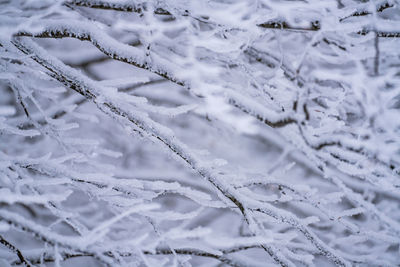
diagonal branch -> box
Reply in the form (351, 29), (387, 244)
(0, 234), (31, 267)
(11, 36), (351, 267)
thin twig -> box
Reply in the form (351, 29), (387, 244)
(0, 234), (31, 267)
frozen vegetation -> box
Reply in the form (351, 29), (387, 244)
(0, 0), (399, 266)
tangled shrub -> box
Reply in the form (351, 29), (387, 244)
(0, 0), (399, 266)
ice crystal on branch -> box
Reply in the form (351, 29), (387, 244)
(0, 0), (399, 266)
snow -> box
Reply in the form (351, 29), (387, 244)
(0, 0), (399, 266)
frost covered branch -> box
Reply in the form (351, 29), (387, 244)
(1, 0), (399, 266)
